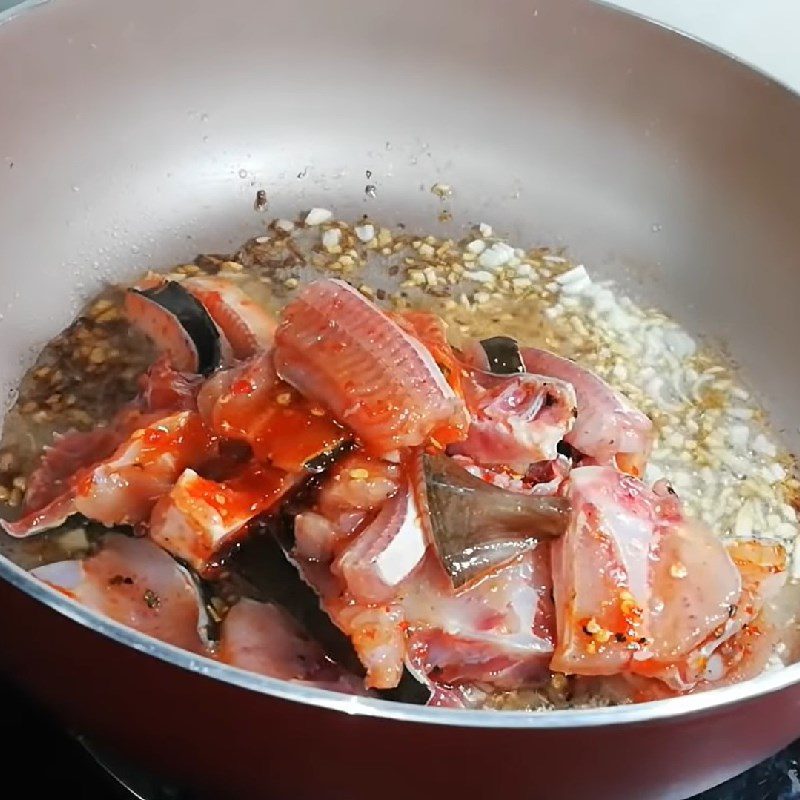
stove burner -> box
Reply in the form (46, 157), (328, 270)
(73, 731), (800, 800)
(77, 735), (190, 800)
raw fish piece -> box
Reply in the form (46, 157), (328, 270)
(218, 598), (368, 694)
(198, 352), (349, 473)
(149, 462), (299, 574)
(285, 452), (557, 693)
(521, 347), (653, 476)
(124, 281), (227, 374)
(334, 479), (426, 604)
(183, 275), (276, 359)
(453, 370), (577, 471)
(274, 279), (467, 453)
(4, 411), (216, 536)
(401, 547), (556, 690)
(550, 465), (763, 692)
(32, 534), (206, 652)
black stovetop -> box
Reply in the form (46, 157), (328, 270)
(6, 675), (800, 800)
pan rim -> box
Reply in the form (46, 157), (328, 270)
(2, 547), (800, 728)
(3, 0), (800, 729)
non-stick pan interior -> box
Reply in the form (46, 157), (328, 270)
(1, 0), (800, 432)
(1, 0), (800, 722)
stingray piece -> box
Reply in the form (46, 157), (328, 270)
(125, 281), (224, 375)
(419, 453), (569, 588)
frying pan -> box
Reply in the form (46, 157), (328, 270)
(1, 0), (800, 798)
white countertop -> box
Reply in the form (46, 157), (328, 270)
(607, 0), (800, 92)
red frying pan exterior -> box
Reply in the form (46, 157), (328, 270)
(1, 576), (798, 800)
(3, 0), (800, 797)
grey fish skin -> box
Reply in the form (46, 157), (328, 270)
(478, 335), (525, 375)
(421, 453), (569, 589)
